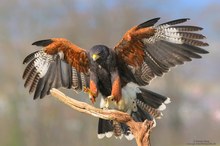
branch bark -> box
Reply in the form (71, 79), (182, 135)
(50, 88), (154, 146)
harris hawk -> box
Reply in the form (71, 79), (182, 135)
(22, 18), (208, 140)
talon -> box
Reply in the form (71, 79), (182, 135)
(90, 96), (96, 104)
(117, 99), (125, 111)
(103, 95), (115, 108)
(83, 86), (90, 93)
(104, 99), (109, 109)
(83, 86), (96, 104)
(107, 95), (114, 101)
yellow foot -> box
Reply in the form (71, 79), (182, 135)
(107, 95), (114, 101)
(104, 95), (115, 108)
(103, 95), (125, 111)
(117, 99), (125, 111)
(83, 86), (91, 94)
(83, 86), (96, 104)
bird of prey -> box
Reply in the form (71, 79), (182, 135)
(22, 18), (208, 140)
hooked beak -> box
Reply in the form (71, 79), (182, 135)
(92, 54), (100, 61)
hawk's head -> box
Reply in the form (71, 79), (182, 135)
(89, 45), (110, 63)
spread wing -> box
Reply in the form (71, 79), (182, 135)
(114, 18), (209, 86)
(22, 38), (90, 99)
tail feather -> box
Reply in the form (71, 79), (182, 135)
(97, 119), (114, 139)
(137, 88), (170, 110)
(113, 121), (123, 138)
(98, 118), (133, 140)
(132, 106), (153, 121)
(97, 86), (170, 140)
(135, 100), (162, 119)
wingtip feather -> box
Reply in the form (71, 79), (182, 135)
(137, 17), (161, 29)
(32, 39), (53, 47)
(23, 51), (39, 64)
(159, 18), (190, 26)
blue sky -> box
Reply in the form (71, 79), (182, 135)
(74, 0), (220, 12)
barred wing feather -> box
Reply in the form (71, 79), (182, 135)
(114, 18), (209, 86)
(22, 50), (89, 99)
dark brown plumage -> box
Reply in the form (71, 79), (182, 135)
(22, 18), (208, 139)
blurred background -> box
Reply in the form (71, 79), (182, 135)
(0, 0), (219, 146)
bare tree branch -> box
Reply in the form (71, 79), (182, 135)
(50, 88), (154, 146)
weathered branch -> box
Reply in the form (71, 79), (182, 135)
(50, 88), (154, 146)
